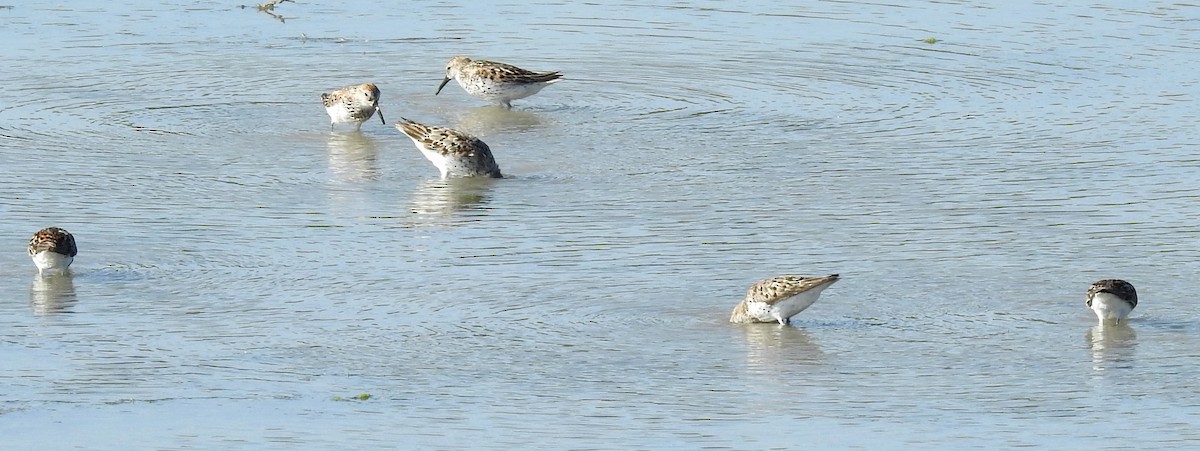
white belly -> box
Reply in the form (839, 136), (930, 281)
(32, 251), (73, 274)
(464, 79), (555, 103)
(1090, 292), (1134, 322)
(747, 287), (829, 324)
(410, 141), (451, 177)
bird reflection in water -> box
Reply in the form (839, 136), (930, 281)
(30, 273), (77, 315)
(453, 105), (545, 136)
(1086, 323), (1137, 372)
(407, 177), (498, 222)
(740, 323), (825, 378)
(326, 131), (380, 182)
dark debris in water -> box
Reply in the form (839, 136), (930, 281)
(129, 124), (194, 136)
(239, 0), (292, 23)
(291, 35), (463, 44)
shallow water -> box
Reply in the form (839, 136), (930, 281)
(2, 0), (1200, 448)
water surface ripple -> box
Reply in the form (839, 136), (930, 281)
(2, 0), (1200, 449)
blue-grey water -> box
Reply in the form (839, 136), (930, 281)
(3, 1), (1200, 448)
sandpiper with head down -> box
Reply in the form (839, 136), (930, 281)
(321, 83), (385, 130)
(435, 56), (563, 108)
(28, 227), (77, 275)
(1086, 279), (1137, 325)
(396, 118), (502, 178)
(730, 274), (840, 325)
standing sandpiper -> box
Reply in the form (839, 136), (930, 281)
(435, 56), (562, 108)
(1086, 279), (1138, 325)
(730, 274), (840, 325)
(28, 227), (77, 275)
(396, 118), (502, 178)
(321, 83), (385, 130)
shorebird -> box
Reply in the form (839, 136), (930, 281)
(730, 274), (840, 325)
(321, 83), (385, 130)
(395, 118), (502, 178)
(435, 56), (562, 108)
(1086, 279), (1138, 325)
(28, 227), (77, 275)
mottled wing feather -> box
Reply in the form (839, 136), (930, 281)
(398, 120), (434, 147)
(398, 120), (482, 158)
(472, 60), (563, 84)
(1087, 279), (1137, 308)
(523, 71), (564, 84)
(28, 227), (77, 257)
(745, 275), (838, 305)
